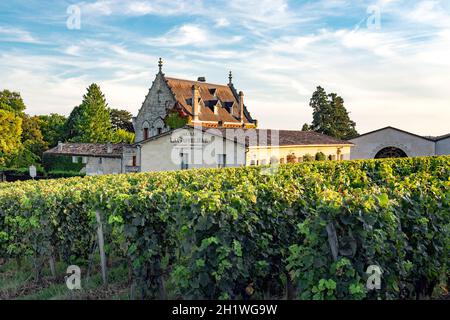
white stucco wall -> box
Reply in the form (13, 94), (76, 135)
(139, 128), (246, 172)
(436, 137), (450, 155)
(350, 128), (436, 159)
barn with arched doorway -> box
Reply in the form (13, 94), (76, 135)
(349, 127), (450, 159)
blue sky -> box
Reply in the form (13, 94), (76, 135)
(0, 0), (449, 135)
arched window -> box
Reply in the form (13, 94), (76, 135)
(375, 147), (407, 159)
(142, 121), (150, 140)
(157, 90), (162, 103)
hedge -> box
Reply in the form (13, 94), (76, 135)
(0, 156), (448, 300)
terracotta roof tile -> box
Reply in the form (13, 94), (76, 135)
(165, 77), (254, 124)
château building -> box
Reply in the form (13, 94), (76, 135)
(133, 58), (257, 143)
(44, 59), (355, 175)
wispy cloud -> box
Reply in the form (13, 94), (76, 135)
(0, 26), (41, 44)
(143, 24), (243, 47)
(0, 0), (449, 135)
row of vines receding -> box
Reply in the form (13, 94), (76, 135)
(0, 156), (449, 299)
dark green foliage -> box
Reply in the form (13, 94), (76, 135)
(307, 86), (358, 140)
(303, 154), (315, 162)
(165, 111), (188, 129)
(65, 84), (113, 143)
(42, 154), (84, 172)
(37, 114), (67, 148)
(0, 90), (26, 114)
(0, 156), (448, 300)
(315, 152), (327, 161)
(109, 108), (134, 133)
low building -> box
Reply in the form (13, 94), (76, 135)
(134, 126), (353, 172)
(44, 142), (138, 176)
(349, 126), (450, 159)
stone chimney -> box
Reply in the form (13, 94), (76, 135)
(238, 91), (245, 122)
(57, 141), (63, 152)
(107, 142), (113, 154)
(192, 84), (201, 122)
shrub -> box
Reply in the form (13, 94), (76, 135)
(315, 152), (327, 161)
(303, 154), (315, 162)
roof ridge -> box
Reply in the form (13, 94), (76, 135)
(165, 76), (229, 87)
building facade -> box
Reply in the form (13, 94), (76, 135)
(135, 126), (353, 172)
(350, 127), (450, 159)
(44, 142), (137, 176)
(133, 58), (257, 143)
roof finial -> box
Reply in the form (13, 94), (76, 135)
(158, 57), (163, 73)
(228, 70), (233, 85)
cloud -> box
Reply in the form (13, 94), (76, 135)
(1, 0), (450, 136)
(215, 18), (230, 28)
(0, 26), (40, 44)
(81, 0), (201, 17)
(143, 24), (243, 47)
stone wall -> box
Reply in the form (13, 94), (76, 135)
(350, 128), (436, 159)
(85, 156), (122, 175)
(436, 136), (450, 155)
(134, 72), (176, 142)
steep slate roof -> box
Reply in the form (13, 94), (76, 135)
(44, 143), (131, 158)
(213, 128), (354, 147)
(164, 77), (256, 125)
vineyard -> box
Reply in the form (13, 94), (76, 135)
(0, 156), (449, 300)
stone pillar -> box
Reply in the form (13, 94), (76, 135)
(192, 85), (201, 122)
(238, 91), (244, 122)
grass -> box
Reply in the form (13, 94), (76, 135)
(0, 257), (131, 300)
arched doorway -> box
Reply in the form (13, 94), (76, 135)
(375, 147), (407, 159)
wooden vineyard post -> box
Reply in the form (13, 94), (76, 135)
(49, 256), (56, 278)
(95, 210), (108, 285)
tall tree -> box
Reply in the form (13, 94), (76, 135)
(37, 114), (67, 148)
(306, 86), (358, 140)
(328, 93), (358, 140)
(0, 109), (22, 165)
(21, 114), (48, 158)
(0, 90), (26, 114)
(109, 108), (134, 132)
(66, 84), (113, 143)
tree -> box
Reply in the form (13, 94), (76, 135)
(306, 86), (358, 140)
(21, 114), (48, 159)
(66, 84), (113, 143)
(328, 93), (358, 140)
(37, 114), (67, 148)
(301, 123), (310, 131)
(109, 108), (134, 132)
(0, 90), (27, 114)
(0, 109), (23, 165)
(111, 128), (135, 144)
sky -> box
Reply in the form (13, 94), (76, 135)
(0, 0), (449, 136)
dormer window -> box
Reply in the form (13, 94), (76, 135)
(208, 88), (217, 96)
